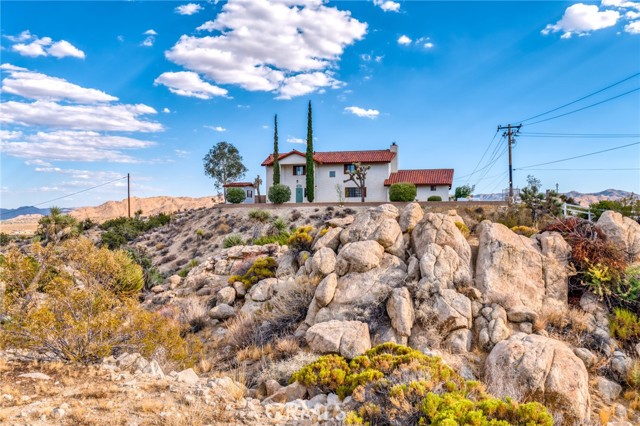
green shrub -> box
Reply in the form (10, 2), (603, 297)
(610, 308), (640, 344)
(455, 221), (470, 238)
(100, 213), (171, 249)
(618, 265), (640, 302)
(427, 195), (442, 201)
(252, 234), (290, 246)
(223, 234), (244, 248)
(228, 256), (277, 288)
(268, 184), (291, 204)
(248, 209), (272, 222)
(292, 343), (553, 426)
(178, 259), (199, 278)
(226, 187), (246, 204)
(0, 233), (11, 246)
(511, 225), (538, 237)
(389, 183), (417, 202)
(288, 226), (314, 252)
(272, 217), (288, 233)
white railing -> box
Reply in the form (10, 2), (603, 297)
(562, 202), (594, 221)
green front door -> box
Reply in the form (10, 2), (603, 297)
(296, 187), (303, 203)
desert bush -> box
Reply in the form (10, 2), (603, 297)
(0, 233), (11, 246)
(389, 183), (417, 202)
(427, 195), (442, 201)
(248, 209), (272, 223)
(125, 247), (164, 290)
(511, 225), (538, 237)
(291, 343), (553, 426)
(258, 352), (320, 386)
(268, 184), (291, 204)
(228, 256), (277, 288)
(252, 234), (289, 246)
(0, 239), (200, 366)
(178, 259), (199, 278)
(271, 217), (288, 234)
(223, 234), (244, 248)
(100, 213), (171, 249)
(288, 226), (314, 252)
(455, 221), (470, 238)
(226, 188), (246, 204)
(610, 308), (640, 344)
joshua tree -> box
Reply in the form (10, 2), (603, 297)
(254, 175), (263, 199)
(344, 162), (371, 203)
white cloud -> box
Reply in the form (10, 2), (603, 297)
(176, 3), (203, 15)
(397, 35), (412, 45)
(204, 125), (226, 131)
(375, 55), (384, 63)
(262, 124), (269, 129)
(144, 29), (158, 36)
(0, 130), (23, 140)
(1, 66), (117, 103)
(48, 40), (85, 59)
(424, 42), (434, 49)
(287, 136), (306, 144)
(1, 100), (162, 132)
(174, 149), (190, 157)
(373, 0), (400, 12)
(542, 3), (620, 37)
(34, 167), (123, 181)
(7, 31), (85, 59)
(117, 35), (125, 42)
(165, 0), (367, 99)
(162, 107), (171, 113)
(141, 30), (157, 47)
(626, 10), (640, 19)
(154, 71), (228, 99)
(344, 106), (380, 119)
(25, 159), (52, 167)
(1, 131), (155, 163)
(625, 19), (640, 32)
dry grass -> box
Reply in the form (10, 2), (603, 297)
(137, 398), (164, 414)
(151, 400), (230, 426)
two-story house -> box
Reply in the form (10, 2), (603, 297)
(261, 143), (453, 203)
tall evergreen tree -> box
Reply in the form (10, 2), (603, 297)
(305, 101), (315, 202)
(273, 114), (280, 185)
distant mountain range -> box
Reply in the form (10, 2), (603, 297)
(0, 206), (73, 221)
(474, 189), (638, 206)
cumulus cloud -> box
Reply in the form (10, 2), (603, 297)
(1, 66), (117, 103)
(0, 131), (155, 163)
(373, 0), (400, 12)
(176, 3), (203, 15)
(1, 101), (162, 132)
(6, 31), (85, 58)
(542, 3), (620, 37)
(625, 19), (640, 32)
(204, 125), (226, 131)
(164, 0), (367, 99)
(162, 107), (171, 113)
(344, 106), (380, 118)
(154, 71), (228, 99)
(144, 29), (158, 36)
(397, 35), (412, 45)
(174, 149), (190, 158)
(141, 29), (157, 47)
(287, 136), (306, 144)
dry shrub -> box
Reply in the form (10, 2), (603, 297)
(257, 351), (320, 385)
(177, 297), (208, 332)
(539, 306), (598, 350)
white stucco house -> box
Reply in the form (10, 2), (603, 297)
(261, 143), (453, 203)
(223, 182), (255, 204)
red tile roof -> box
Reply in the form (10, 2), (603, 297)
(384, 169), (454, 186)
(223, 182), (254, 188)
(262, 149), (396, 166)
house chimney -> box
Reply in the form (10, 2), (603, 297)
(390, 142), (398, 173)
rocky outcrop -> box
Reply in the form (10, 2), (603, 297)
(410, 212), (470, 264)
(313, 227), (343, 252)
(311, 247), (337, 276)
(340, 205), (404, 257)
(305, 320), (371, 359)
(335, 240), (385, 276)
(418, 243), (471, 292)
(598, 210), (640, 263)
(386, 287), (414, 338)
(475, 222), (570, 315)
(485, 333), (590, 425)
(398, 202), (423, 233)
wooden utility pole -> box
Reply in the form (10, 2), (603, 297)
(497, 124), (521, 199)
(127, 173), (131, 218)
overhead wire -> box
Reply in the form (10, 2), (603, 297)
(464, 129), (500, 185)
(516, 71), (640, 124)
(519, 132), (640, 138)
(515, 142), (640, 170)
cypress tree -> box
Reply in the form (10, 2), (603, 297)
(305, 101), (315, 202)
(273, 114), (280, 185)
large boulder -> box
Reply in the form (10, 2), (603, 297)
(315, 273), (338, 307)
(411, 212), (471, 266)
(399, 202), (424, 233)
(416, 289), (472, 335)
(475, 222), (570, 314)
(340, 204), (403, 255)
(598, 210), (640, 263)
(313, 227), (343, 252)
(485, 333), (590, 425)
(311, 247), (337, 276)
(386, 287), (414, 337)
(419, 243), (472, 292)
(335, 240), (385, 276)
(305, 320), (371, 359)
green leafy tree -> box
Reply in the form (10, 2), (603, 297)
(273, 114), (280, 185)
(226, 187), (246, 204)
(306, 101), (315, 202)
(268, 184), (291, 204)
(454, 184), (474, 200)
(203, 141), (248, 200)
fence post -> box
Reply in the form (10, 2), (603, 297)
(562, 202), (567, 217)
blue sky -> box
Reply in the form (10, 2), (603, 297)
(1, 0), (639, 209)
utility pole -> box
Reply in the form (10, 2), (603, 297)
(127, 173), (131, 218)
(497, 124), (521, 200)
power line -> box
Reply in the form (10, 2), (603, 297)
(453, 136), (506, 181)
(516, 71), (640, 124)
(465, 129), (500, 185)
(519, 168), (640, 171)
(515, 142), (640, 170)
(519, 132), (640, 138)
(523, 87), (640, 127)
